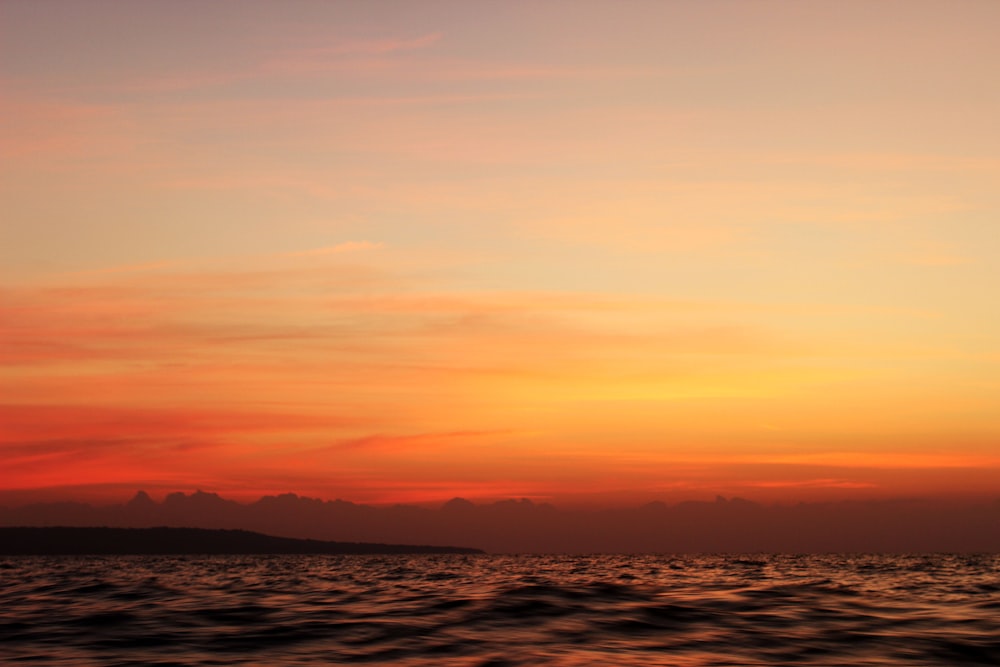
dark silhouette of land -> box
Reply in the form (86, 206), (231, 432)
(2, 490), (999, 553)
(0, 526), (484, 555)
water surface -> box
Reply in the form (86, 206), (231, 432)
(2, 554), (998, 665)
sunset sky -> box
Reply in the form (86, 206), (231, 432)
(3, 1), (999, 508)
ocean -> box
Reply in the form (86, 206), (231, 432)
(1, 554), (998, 666)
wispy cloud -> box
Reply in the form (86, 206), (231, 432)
(60, 260), (178, 277)
(894, 252), (973, 267)
(259, 33), (442, 76)
(0, 99), (134, 161)
(329, 430), (513, 452)
(336, 33), (444, 56)
(283, 241), (384, 257)
(65, 33), (444, 96)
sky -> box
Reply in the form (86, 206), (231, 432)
(2, 0), (999, 508)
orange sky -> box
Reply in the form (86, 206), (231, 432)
(2, 1), (999, 507)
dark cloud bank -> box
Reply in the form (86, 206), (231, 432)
(2, 491), (998, 553)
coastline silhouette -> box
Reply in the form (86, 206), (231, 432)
(0, 526), (484, 555)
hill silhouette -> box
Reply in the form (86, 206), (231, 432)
(0, 526), (483, 555)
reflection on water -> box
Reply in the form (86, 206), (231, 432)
(1, 554), (998, 665)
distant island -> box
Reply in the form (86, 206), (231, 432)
(0, 526), (484, 555)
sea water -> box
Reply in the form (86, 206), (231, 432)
(1, 554), (998, 666)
